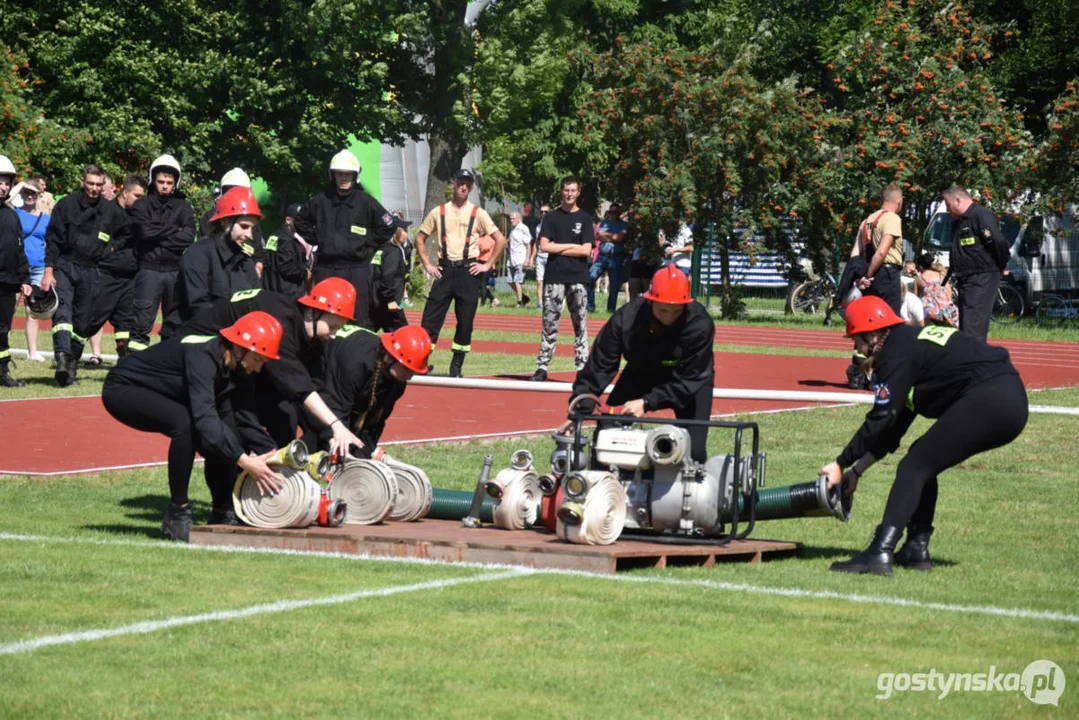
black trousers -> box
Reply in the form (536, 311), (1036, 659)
(102, 380), (238, 510)
(312, 262), (373, 329)
(865, 263), (903, 315)
(605, 367), (715, 463)
(0, 283), (16, 370)
(420, 263), (483, 352)
(52, 259), (99, 361)
(956, 272), (999, 341)
(370, 305), (408, 333)
(131, 268), (180, 349)
(881, 373), (1028, 529)
(87, 270), (136, 351)
(255, 373), (302, 448)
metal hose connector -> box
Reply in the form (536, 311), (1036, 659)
(267, 439), (311, 470)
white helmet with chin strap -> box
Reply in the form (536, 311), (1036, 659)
(220, 167), (251, 189)
(329, 149), (360, 180)
(0, 154), (16, 180)
(149, 154), (183, 189)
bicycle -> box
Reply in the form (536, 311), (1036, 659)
(1036, 294), (1079, 327)
(784, 257), (837, 316)
(991, 280), (1025, 325)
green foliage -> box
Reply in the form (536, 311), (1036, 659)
(1028, 79), (1079, 212)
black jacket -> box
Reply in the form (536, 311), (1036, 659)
(836, 324), (1019, 467)
(131, 191), (196, 271)
(44, 192), (132, 269)
(104, 335), (274, 463)
(293, 185), (395, 266)
(182, 288), (318, 402)
(176, 234), (261, 324)
(373, 241), (407, 305)
(98, 198), (139, 276)
(257, 223), (308, 300)
(950, 204), (1011, 277)
(572, 297), (716, 413)
(313, 325), (406, 454)
(0, 205), (29, 286)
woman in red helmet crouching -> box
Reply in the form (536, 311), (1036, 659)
(299, 324), (433, 459)
(102, 311), (286, 542)
(821, 296), (1028, 576)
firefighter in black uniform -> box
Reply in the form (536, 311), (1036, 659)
(129, 153), (196, 351)
(821, 295), (1028, 575)
(563, 266), (716, 463)
(85, 174), (147, 362)
(414, 168), (506, 377)
(102, 311), (285, 541)
(0, 155), (32, 387)
(942, 184), (1011, 340)
(300, 324), (432, 456)
(182, 278), (367, 454)
(293, 149), (396, 328)
(40, 164), (132, 386)
(174, 186), (262, 330)
(370, 216), (412, 332)
(196, 168), (263, 247)
(257, 203), (310, 301)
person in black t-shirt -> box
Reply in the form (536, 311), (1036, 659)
(532, 176), (594, 382)
(820, 296), (1027, 576)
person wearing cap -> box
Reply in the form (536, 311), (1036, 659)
(820, 296), (1027, 575)
(8, 178), (50, 363)
(300, 324), (433, 457)
(129, 153), (196, 350)
(102, 311), (286, 541)
(173, 187), (262, 331)
(257, 202), (311, 301)
(562, 266), (716, 462)
(181, 278), (367, 455)
(40, 163), (133, 386)
(414, 167), (506, 377)
(370, 214), (412, 332)
(86, 174), (148, 362)
(293, 149), (396, 328)
(0, 155), (33, 387)
(197, 168), (263, 247)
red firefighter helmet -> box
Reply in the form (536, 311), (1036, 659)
(209, 186), (262, 223)
(643, 265), (692, 305)
(844, 296), (904, 337)
(220, 311), (283, 360)
(381, 325), (432, 374)
(298, 277), (357, 320)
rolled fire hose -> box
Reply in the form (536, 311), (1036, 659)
(486, 468), (542, 530)
(384, 456), (434, 522)
(326, 458), (398, 525)
(556, 471), (627, 546)
(233, 464), (322, 529)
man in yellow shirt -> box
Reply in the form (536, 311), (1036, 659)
(414, 169), (506, 377)
(855, 183), (905, 314)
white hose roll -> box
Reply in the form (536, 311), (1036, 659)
(327, 459), (398, 525)
(384, 457), (433, 522)
(491, 469), (542, 530)
(645, 425), (692, 466)
(232, 465), (321, 529)
(557, 471), (627, 545)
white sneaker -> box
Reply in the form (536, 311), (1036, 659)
(26, 353), (46, 362)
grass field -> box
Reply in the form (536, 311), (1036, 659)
(1, 390), (1076, 717)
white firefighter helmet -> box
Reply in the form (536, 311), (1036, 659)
(149, 154), (183, 189)
(220, 167), (251, 189)
(329, 149), (361, 178)
(0, 154), (16, 180)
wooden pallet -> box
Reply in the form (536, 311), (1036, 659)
(189, 519), (801, 574)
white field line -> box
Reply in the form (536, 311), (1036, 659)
(1, 532), (1075, 627)
(0, 567), (528, 657)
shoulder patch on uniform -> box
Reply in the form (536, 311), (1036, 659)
(983, 227), (992, 238)
(873, 383), (891, 405)
(383, 213), (394, 226)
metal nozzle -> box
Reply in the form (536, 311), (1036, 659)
(510, 449), (533, 471)
(270, 439), (310, 469)
(557, 501), (584, 526)
(307, 451), (331, 480)
(537, 474), (558, 496)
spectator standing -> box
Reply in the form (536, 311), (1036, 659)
(854, 183), (905, 314)
(0, 155), (33, 387)
(663, 222), (694, 277)
(588, 203), (628, 312)
(29, 174), (55, 216)
(370, 216), (413, 332)
(129, 154), (196, 350)
(414, 168), (505, 377)
(941, 185), (1011, 340)
(527, 205), (550, 309)
(11, 181), (49, 361)
(532, 176), (594, 382)
(506, 212), (532, 307)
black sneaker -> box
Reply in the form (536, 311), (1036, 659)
(531, 368), (548, 382)
(210, 508), (243, 526)
(0, 369), (24, 387)
(519, 294), (531, 307)
(161, 503), (194, 542)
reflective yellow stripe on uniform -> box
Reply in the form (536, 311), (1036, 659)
(127, 341), (149, 351)
(114, 331), (131, 341)
(0, 350), (9, 360)
(52, 323), (74, 335)
(335, 325), (377, 339)
(905, 387), (916, 412)
(916, 325), (959, 347)
(451, 343), (471, 353)
(180, 335), (218, 344)
(371, 250), (383, 266)
(71, 332), (86, 344)
(230, 288), (262, 302)
(265, 235), (279, 252)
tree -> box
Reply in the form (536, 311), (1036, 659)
(1028, 79), (1079, 213)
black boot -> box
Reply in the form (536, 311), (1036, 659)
(66, 354), (80, 384)
(54, 352), (72, 387)
(830, 525), (903, 575)
(846, 362), (867, 390)
(115, 341), (128, 359)
(894, 523), (934, 571)
(210, 508), (243, 526)
(448, 350), (466, 378)
(161, 503), (194, 542)
(0, 365), (24, 388)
